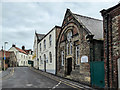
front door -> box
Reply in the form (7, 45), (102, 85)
(44, 61), (46, 72)
(118, 58), (120, 88)
(67, 58), (72, 75)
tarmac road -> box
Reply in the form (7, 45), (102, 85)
(2, 67), (75, 89)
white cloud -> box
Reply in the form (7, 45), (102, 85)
(2, 2), (119, 50)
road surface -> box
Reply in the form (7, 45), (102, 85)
(2, 67), (76, 89)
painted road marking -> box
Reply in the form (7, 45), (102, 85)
(29, 67), (93, 89)
(51, 81), (61, 89)
(26, 83), (33, 87)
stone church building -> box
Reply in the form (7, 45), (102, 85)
(56, 9), (104, 85)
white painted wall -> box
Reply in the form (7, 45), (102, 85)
(9, 47), (29, 66)
(33, 34), (38, 68)
(38, 27), (56, 74)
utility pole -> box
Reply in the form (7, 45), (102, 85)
(2, 46), (3, 71)
(4, 42), (8, 71)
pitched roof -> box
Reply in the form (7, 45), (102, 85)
(73, 13), (103, 39)
(0, 51), (13, 58)
(15, 47), (27, 55)
(36, 33), (45, 41)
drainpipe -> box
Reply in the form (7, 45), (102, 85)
(55, 45), (57, 75)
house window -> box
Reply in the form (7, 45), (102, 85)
(24, 61), (25, 65)
(61, 51), (64, 66)
(49, 52), (52, 63)
(40, 56), (42, 64)
(40, 43), (41, 52)
(76, 45), (80, 65)
(44, 40), (46, 50)
(49, 35), (52, 47)
(44, 54), (46, 63)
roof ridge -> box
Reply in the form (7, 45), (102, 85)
(15, 47), (27, 55)
(73, 13), (102, 21)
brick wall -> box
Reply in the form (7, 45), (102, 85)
(101, 4), (120, 88)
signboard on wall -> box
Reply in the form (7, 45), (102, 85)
(81, 56), (88, 63)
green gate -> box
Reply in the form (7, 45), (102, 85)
(90, 61), (105, 88)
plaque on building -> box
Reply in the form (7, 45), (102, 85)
(81, 56), (88, 63)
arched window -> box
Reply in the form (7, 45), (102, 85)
(49, 52), (52, 63)
(67, 43), (69, 55)
(44, 54), (46, 62)
(66, 30), (73, 55)
(76, 45), (80, 65)
(40, 43), (41, 52)
(44, 40), (46, 50)
(67, 31), (72, 42)
(49, 35), (52, 47)
(61, 51), (64, 66)
(70, 43), (72, 55)
(40, 56), (41, 64)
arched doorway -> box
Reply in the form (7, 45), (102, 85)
(67, 58), (72, 75)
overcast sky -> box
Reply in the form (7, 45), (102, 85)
(1, 1), (119, 50)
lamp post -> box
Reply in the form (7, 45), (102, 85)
(4, 42), (8, 71)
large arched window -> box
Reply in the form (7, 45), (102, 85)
(49, 52), (52, 63)
(66, 30), (73, 55)
(67, 31), (72, 42)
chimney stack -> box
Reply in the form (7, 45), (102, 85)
(12, 44), (16, 47)
(22, 46), (25, 50)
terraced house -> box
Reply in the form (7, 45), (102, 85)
(101, 3), (120, 88)
(38, 26), (61, 74)
(9, 45), (33, 66)
(56, 9), (104, 87)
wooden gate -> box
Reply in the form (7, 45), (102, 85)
(118, 58), (120, 88)
(90, 61), (105, 87)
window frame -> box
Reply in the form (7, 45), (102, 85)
(40, 43), (41, 52)
(49, 35), (52, 47)
(44, 40), (46, 50)
(49, 52), (52, 63)
(61, 51), (64, 66)
(76, 45), (80, 65)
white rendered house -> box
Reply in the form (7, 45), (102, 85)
(9, 45), (32, 66)
(38, 26), (61, 74)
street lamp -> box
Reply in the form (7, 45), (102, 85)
(4, 42), (8, 71)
